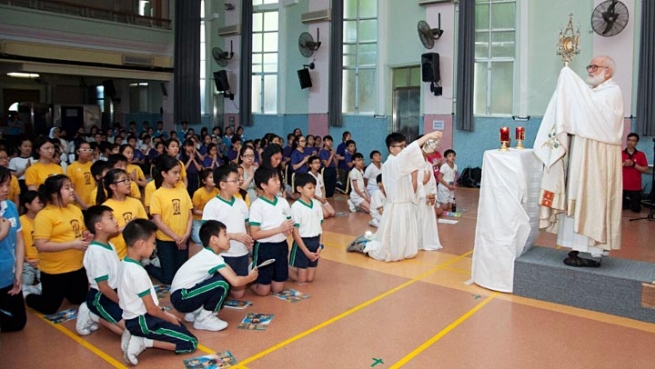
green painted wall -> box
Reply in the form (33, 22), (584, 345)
(0, 5), (172, 46)
(283, 1), (310, 114)
(527, 0), (593, 115)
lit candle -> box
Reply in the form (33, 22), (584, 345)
(515, 126), (525, 140)
(500, 127), (510, 142)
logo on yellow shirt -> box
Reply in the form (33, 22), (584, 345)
(172, 199), (181, 215)
(84, 172), (92, 185)
(70, 219), (82, 238)
(122, 212), (134, 222)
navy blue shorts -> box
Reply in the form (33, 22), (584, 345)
(289, 236), (321, 269)
(253, 240), (288, 284)
(125, 313), (197, 354)
(86, 288), (123, 324)
(223, 254), (249, 277)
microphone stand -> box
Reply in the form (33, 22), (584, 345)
(629, 137), (655, 221)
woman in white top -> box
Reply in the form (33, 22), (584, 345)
(9, 137), (34, 193)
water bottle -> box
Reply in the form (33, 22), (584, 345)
(452, 197), (457, 212)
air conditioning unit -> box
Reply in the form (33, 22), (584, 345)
(218, 24), (241, 36)
(418, 0), (452, 5)
(301, 9), (331, 24)
(122, 55), (154, 66)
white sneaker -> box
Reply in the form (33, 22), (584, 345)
(184, 307), (203, 323)
(76, 302), (98, 336)
(121, 329), (132, 353)
(150, 256), (161, 268)
(125, 335), (147, 366)
(22, 285), (40, 298)
(347, 199), (356, 212)
(193, 309), (228, 332)
(368, 219), (379, 228)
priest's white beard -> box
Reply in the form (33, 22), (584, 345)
(586, 73), (605, 88)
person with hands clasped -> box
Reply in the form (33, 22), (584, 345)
(289, 173), (324, 284)
(249, 167), (294, 296)
(147, 155), (193, 285)
(119, 219), (197, 366)
(25, 174), (93, 314)
(202, 165), (253, 298)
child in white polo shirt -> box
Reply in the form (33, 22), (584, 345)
(118, 219), (197, 366)
(202, 164), (253, 299)
(170, 220), (258, 331)
(77, 205), (127, 343)
(288, 173), (324, 284)
(249, 167), (295, 296)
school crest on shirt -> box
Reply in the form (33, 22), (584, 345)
(70, 219), (82, 238)
(84, 172), (92, 185)
(172, 199), (181, 215)
(122, 212), (134, 223)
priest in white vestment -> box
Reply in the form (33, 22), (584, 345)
(365, 131), (443, 262)
(533, 56), (624, 265)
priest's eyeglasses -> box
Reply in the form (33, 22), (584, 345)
(586, 65), (608, 72)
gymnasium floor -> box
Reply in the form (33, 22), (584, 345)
(2, 188), (655, 368)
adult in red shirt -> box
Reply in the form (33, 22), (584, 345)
(622, 133), (649, 212)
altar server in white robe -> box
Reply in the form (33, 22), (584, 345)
(533, 55), (624, 264)
(365, 130), (443, 262)
(416, 159), (442, 251)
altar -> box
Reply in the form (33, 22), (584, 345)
(470, 148), (542, 292)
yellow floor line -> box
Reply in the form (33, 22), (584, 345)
(234, 250), (474, 367)
(33, 311), (128, 369)
(390, 292), (499, 368)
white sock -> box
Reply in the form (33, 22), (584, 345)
(144, 338), (154, 348)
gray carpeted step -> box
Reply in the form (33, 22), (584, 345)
(514, 246), (655, 323)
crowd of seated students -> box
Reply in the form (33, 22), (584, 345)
(0, 120), (453, 364)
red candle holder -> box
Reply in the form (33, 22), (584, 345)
(499, 127), (510, 151)
(515, 126), (525, 149)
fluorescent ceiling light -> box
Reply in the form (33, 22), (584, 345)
(7, 72), (40, 78)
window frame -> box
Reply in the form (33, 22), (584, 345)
(473, 0), (517, 117)
(342, 0), (378, 115)
(251, 3), (279, 115)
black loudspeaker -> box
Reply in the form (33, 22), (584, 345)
(421, 52), (440, 83)
(213, 70), (230, 92)
(102, 80), (116, 99)
(297, 68), (312, 89)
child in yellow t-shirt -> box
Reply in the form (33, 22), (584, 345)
(25, 174), (93, 314)
(107, 154), (141, 199)
(164, 139), (187, 188)
(20, 191), (44, 296)
(191, 168), (218, 249)
(146, 155), (193, 284)
(25, 137), (64, 191)
(120, 144), (147, 188)
(66, 141), (95, 209)
(0, 148), (20, 205)
(101, 169), (148, 259)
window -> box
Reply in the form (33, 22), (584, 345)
(342, 0), (377, 115)
(95, 86), (105, 113)
(129, 83), (149, 112)
(200, 0), (207, 114)
(252, 3), (279, 114)
(474, 0), (516, 116)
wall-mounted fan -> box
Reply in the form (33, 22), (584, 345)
(591, 0), (629, 37)
(212, 40), (234, 67)
(417, 16), (444, 50)
(298, 29), (321, 58)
